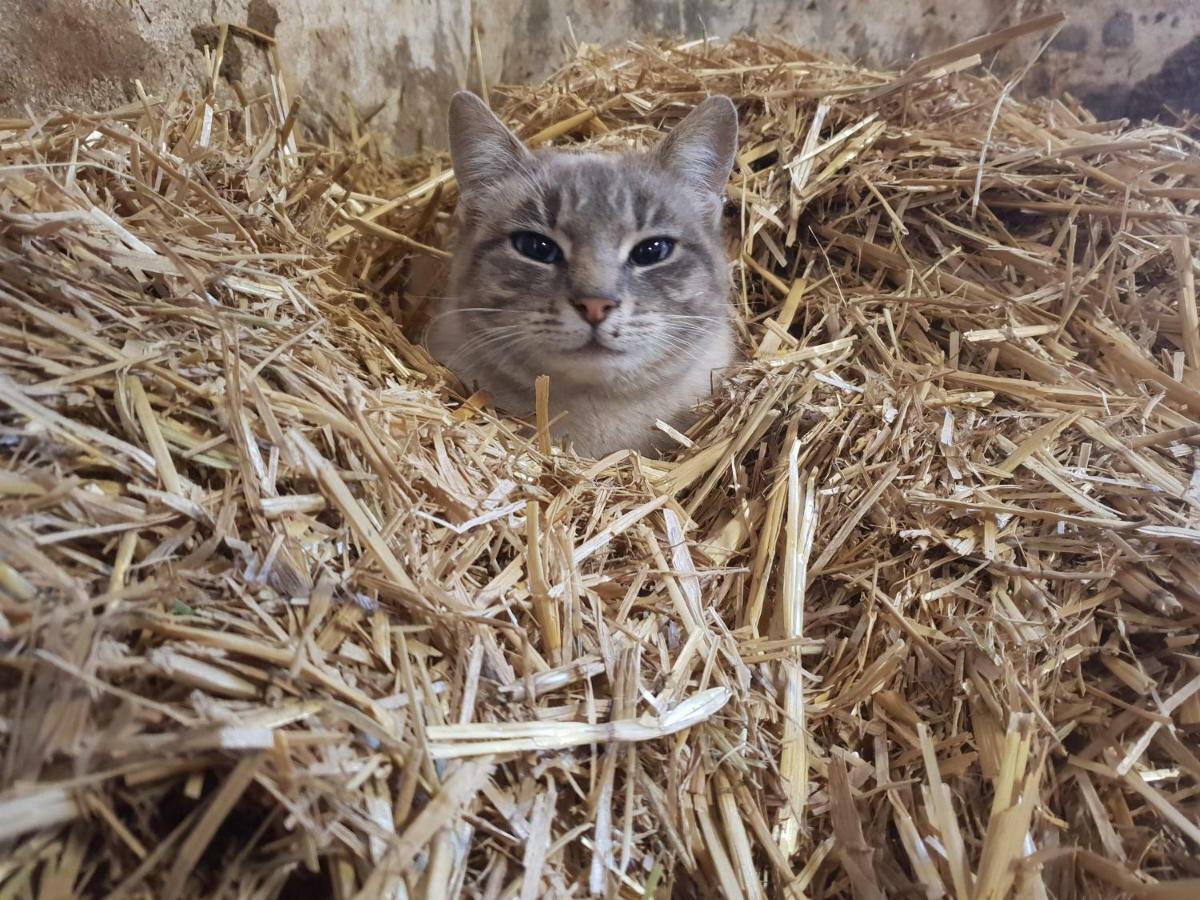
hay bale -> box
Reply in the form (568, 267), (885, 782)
(2, 19), (1200, 898)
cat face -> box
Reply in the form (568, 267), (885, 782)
(436, 93), (738, 396)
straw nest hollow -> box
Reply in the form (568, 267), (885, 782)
(2, 15), (1200, 899)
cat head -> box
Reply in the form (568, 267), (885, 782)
(437, 92), (738, 394)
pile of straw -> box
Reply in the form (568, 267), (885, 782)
(3, 16), (1200, 898)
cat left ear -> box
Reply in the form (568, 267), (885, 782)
(448, 91), (533, 203)
(653, 95), (738, 207)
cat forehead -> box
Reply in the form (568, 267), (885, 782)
(537, 150), (650, 184)
(521, 151), (690, 223)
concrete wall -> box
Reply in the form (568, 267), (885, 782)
(0, 0), (470, 151)
(480, 0), (1200, 123)
(3, 0), (1198, 152)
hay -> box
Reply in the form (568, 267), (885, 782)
(3, 17), (1200, 898)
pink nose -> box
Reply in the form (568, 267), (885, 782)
(573, 297), (617, 325)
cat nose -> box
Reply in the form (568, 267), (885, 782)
(572, 297), (617, 325)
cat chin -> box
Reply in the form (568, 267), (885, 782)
(517, 345), (648, 389)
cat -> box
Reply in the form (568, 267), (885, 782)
(425, 91), (739, 458)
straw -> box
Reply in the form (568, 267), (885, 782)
(3, 18), (1200, 897)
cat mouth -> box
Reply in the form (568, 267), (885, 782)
(569, 336), (622, 355)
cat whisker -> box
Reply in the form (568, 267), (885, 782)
(651, 333), (712, 362)
(424, 306), (545, 327)
(659, 327), (722, 344)
(457, 327), (530, 353)
(636, 334), (689, 359)
(454, 324), (536, 359)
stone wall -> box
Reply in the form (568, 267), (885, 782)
(3, 0), (1197, 152)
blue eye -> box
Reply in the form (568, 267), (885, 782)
(511, 231), (563, 263)
(629, 237), (675, 266)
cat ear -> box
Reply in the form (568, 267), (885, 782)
(653, 95), (738, 206)
(448, 91), (532, 203)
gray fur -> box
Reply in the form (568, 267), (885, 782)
(426, 92), (739, 457)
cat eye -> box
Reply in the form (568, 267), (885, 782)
(629, 237), (675, 266)
(511, 231), (563, 264)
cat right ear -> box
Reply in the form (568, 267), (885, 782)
(653, 95), (738, 210)
(448, 91), (532, 203)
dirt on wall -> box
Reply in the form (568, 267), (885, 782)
(2, 0), (1197, 148)
(0, 0), (153, 115)
(0, 0), (470, 152)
